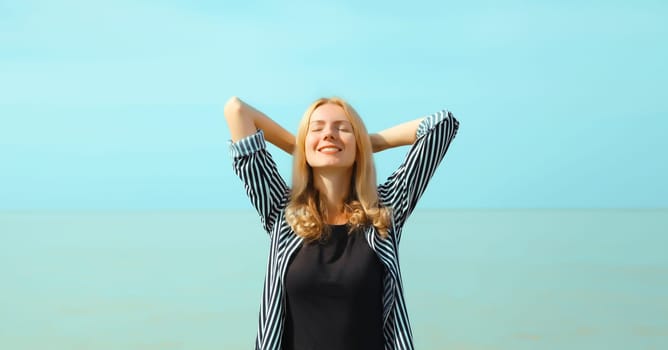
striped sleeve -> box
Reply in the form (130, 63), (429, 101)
(378, 110), (459, 239)
(229, 130), (290, 234)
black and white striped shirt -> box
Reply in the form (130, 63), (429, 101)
(230, 110), (459, 350)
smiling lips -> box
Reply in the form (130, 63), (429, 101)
(318, 146), (342, 154)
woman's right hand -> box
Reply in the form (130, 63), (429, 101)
(224, 96), (295, 155)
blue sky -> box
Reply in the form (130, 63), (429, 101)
(1, 0), (666, 209)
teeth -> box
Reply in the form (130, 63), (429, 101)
(320, 147), (339, 152)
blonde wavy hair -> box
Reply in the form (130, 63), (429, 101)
(285, 97), (391, 242)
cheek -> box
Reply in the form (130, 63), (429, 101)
(304, 135), (318, 163)
(304, 135), (317, 153)
(345, 136), (357, 155)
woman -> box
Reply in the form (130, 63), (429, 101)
(225, 96), (459, 350)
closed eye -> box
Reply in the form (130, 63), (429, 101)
(308, 121), (352, 132)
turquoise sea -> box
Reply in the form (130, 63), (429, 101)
(1, 209), (667, 349)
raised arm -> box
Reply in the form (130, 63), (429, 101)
(224, 96), (295, 154)
(369, 118), (423, 153)
(377, 110), (459, 242)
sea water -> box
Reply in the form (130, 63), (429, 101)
(1, 209), (666, 349)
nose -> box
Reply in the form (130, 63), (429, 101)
(322, 126), (338, 140)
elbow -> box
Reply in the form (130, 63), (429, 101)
(224, 96), (244, 120)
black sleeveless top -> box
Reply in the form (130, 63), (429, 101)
(282, 224), (385, 350)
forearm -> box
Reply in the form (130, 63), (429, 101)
(370, 118), (422, 152)
(224, 97), (295, 154)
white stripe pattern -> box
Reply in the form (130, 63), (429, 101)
(230, 110), (459, 349)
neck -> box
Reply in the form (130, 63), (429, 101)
(312, 167), (353, 224)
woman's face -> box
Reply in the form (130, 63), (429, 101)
(305, 103), (357, 170)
